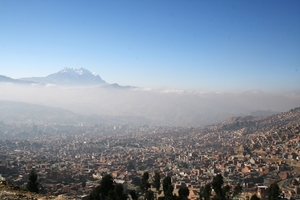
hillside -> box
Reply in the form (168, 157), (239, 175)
(0, 101), (85, 125)
(195, 107), (300, 153)
(0, 181), (73, 200)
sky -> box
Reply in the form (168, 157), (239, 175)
(0, 0), (299, 93)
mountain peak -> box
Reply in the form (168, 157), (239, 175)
(58, 67), (98, 77)
(16, 68), (107, 86)
(45, 68), (106, 86)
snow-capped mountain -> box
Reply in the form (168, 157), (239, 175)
(46, 67), (106, 86)
(19, 68), (107, 86)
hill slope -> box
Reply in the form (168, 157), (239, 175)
(195, 107), (300, 153)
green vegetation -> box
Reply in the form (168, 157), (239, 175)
(223, 185), (230, 200)
(146, 190), (155, 200)
(163, 176), (174, 199)
(141, 171), (151, 194)
(26, 169), (39, 193)
(178, 186), (189, 200)
(130, 190), (138, 200)
(203, 184), (212, 200)
(233, 183), (242, 197)
(88, 173), (245, 200)
(211, 174), (224, 199)
(88, 174), (127, 200)
(199, 175), (243, 200)
(153, 172), (161, 192)
(268, 183), (280, 200)
(250, 194), (260, 200)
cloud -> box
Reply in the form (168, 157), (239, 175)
(45, 83), (57, 87)
(0, 83), (299, 126)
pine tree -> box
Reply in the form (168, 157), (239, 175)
(88, 174), (114, 200)
(146, 190), (155, 200)
(26, 169), (39, 193)
(114, 183), (124, 200)
(268, 183), (280, 200)
(153, 172), (161, 192)
(162, 176), (173, 199)
(223, 185), (230, 199)
(99, 174), (114, 199)
(141, 172), (151, 193)
(211, 174), (224, 199)
(233, 183), (242, 197)
(178, 186), (189, 199)
(130, 190), (138, 200)
(203, 184), (211, 200)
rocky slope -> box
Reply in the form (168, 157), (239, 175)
(0, 181), (74, 200)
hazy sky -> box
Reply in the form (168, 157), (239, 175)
(1, 0), (299, 93)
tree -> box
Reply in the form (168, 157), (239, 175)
(222, 185), (230, 200)
(250, 194), (260, 200)
(88, 185), (101, 200)
(199, 186), (205, 200)
(141, 172), (151, 193)
(233, 183), (242, 197)
(153, 172), (161, 192)
(203, 184), (211, 200)
(108, 190), (117, 200)
(164, 185), (174, 200)
(178, 186), (189, 199)
(88, 174), (114, 200)
(26, 169), (39, 193)
(163, 176), (173, 198)
(114, 183), (124, 200)
(211, 174), (224, 199)
(82, 179), (87, 194)
(99, 174), (114, 198)
(146, 190), (155, 200)
(130, 190), (138, 200)
(163, 176), (172, 194)
(268, 183), (280, 200)
(143, 171), (149, 181)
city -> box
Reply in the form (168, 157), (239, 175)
(1, 107), (300, 199)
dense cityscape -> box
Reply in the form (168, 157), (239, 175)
(1, 107), (300, 199)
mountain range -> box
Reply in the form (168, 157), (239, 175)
(0, 75), (38, 85)
(1, 68), (109, 87)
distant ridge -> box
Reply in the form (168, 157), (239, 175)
(0, 100), (81, 124)
(0, 100), (150, 126)
(249, 109), (279, 117)
(0, 75), (39, 85)
(100, 83), (136, 90)
(202, 107), (300, 136)
(19, 67), (107, 86)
